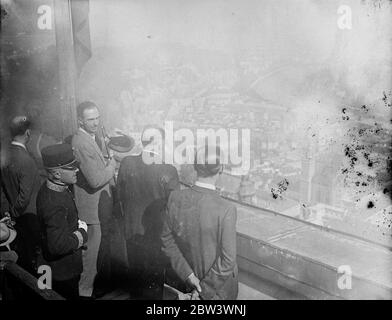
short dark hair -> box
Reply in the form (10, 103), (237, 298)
(141, 126), (165, 147)
(10, 116), (31, 138)
(194, 145), (223, 178)
(77, 101), (98, 119)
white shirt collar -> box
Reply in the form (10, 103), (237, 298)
(11, 141), (26, 150)
(79, 127), (95, 140)
(142, 148), (161, 157)
(195, 181), (216, 191)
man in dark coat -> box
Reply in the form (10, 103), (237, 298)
(116, 126), (179, 298)
(0, 116), (41, 275)
(161, 145), (238, 300)
(36, 144), (88, 300)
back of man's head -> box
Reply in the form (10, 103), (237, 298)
(10, 116), (31, 139)
(77, 101), (98, 119)
(194, 145), (223, 178)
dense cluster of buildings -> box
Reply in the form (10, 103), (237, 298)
(113, 57), (391, 246)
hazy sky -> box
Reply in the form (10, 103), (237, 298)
(84, 0), (391, 113)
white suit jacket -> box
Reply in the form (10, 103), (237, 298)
(72, 129), (115, 224)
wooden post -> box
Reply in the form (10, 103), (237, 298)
(53, 0), (77, 140)
(1, 261), (65, 300)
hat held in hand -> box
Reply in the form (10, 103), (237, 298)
(108, 135), (135, 153)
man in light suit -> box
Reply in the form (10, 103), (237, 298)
(72, 101), (116, 299)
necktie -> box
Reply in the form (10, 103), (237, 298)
(95, 135), (103, 151)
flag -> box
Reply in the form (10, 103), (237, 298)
(70, 0), (91, 76)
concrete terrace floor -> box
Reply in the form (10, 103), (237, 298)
(99, 200), (392, 300)
(235, 202), (392, 299)
(97, 276), (306, 300)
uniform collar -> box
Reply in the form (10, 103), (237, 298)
(11, 141), (27, 151)
(46, 179), (69, 193)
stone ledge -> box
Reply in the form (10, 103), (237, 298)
(233, 202), (392, 300)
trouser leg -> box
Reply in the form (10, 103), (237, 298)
(79, 224), (101, 297)
(53, 275), (81, 300)
(126, 238), (144, 298)
(94, 220), (112, 295)
(14, 213), (40, 276)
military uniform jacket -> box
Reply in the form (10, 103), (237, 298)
(36, 182), (87, 281)
(161, 185), (239, 300)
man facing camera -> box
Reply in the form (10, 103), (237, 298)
(36, 144), (88, 300)
(72, 101), (116, 299)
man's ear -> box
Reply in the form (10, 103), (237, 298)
(52, 169), (61, 180)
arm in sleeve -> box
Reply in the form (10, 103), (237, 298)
(46, 206), (88, 256)
(74, 144), (115, 189)
(116, 160), (127, 202)
(161, 194), (193, 282)
(13, 159), (39, 217)
(160, 167), (180, 199)
(116, 160), (129, 215)
(199, 205), (237, 300)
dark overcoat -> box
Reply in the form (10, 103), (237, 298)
(161, 185), (238, 300)
(36, 183), (87, 281)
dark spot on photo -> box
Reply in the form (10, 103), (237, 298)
(363, 152), (370, 160)
(367, 201), (375, 209)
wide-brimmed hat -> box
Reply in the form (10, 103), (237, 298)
(0, 222), (17, 248)
(108, 135), (135, 153)
(41, 143), (77, 169)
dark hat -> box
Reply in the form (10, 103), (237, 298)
(41, 143), (77, 169)
(108, 135), (134, 153)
